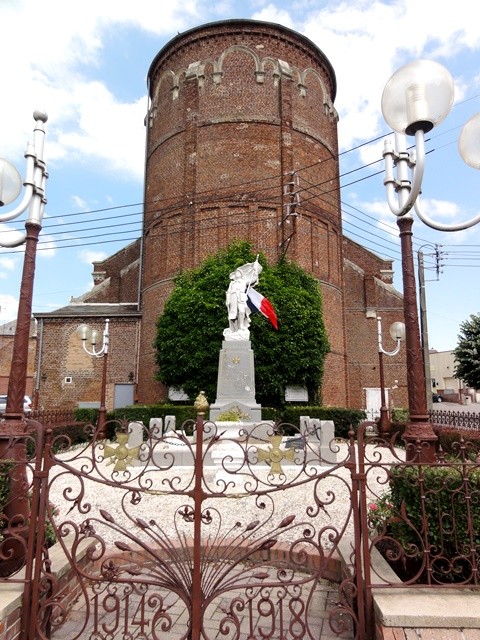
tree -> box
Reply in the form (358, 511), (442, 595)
(154, 241), (330, 407)
(453, 313), (480, 390)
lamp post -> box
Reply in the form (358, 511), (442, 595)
(381, 59), (480, 460)
(377, 316), (405, 438)
(0, 111), (48, 574)
(79, 319), (109, 439)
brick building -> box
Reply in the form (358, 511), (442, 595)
(32, 20), (407, 415)
(34, 243), (142, 411)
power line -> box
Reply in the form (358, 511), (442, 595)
(1, 118), (476, 273)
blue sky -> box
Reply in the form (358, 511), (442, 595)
(0, 0), (479, 352)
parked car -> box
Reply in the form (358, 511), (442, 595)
(0, 395), (32, 415)
(432, 393), (443, 403)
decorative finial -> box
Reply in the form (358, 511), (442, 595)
(194, 391), (209, 415)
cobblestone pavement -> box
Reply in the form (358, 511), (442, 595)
(51, 574), (354, 640)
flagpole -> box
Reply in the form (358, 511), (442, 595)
(246, 254), (260, 293)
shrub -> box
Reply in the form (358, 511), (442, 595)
(378, 463), (480, 583)
(391, 407), (408, 423)
(433, 427), (480, 459)
(0, 469), (58, 548)
(111, 404), (196, 429)
(280, 406), (366, 439)
(154, 242), (330, 406)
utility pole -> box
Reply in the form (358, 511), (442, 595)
(418, 250), (432, 410)
(279, 172), (300, 258)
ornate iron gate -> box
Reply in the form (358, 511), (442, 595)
(4, 404), (376, 640)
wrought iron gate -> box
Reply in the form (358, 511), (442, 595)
(2, 403), (377, 640)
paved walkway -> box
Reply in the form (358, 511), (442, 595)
(52, 573), (353, 640)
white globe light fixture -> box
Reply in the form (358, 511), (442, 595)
(78, 319), (110, 440)
(459, 112), (480, 171)
(0, 110), (48, 247)
(381, 59), (454, 136)
(376, 317), (405, 438)
(380, 59), (480, 461)
(0, 160), (22, 207)
(0, 110), (48, 421)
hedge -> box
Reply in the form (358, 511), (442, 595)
(71, 404), (365, 441)
(385, 463), (480, 583)
(280, 406), (366, 439)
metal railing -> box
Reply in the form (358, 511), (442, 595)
(429, 409), (480, 431)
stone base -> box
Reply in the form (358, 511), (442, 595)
(209, 400), (262, 422)
(210, 340), (262, 421)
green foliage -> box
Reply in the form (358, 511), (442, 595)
(111, 404), (197, 428)
(215, 406), (253, 421)
(0, 463), (13, 520)
(453, 313), (480, 389)
(280, 405), (365, 439)
(154, 241), (330, 407)
(391, 407), (408, 423)
(251, 258), (330, 406)
(433, 427), (480, 459)
(381, 464), (480, 583)
(0, 467), (57, 548)
(74, 408), (101, 424)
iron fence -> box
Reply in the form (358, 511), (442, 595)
(29, 408), (78, 427)
(429, 409), (480, 431)
(1, 415), (480, 639)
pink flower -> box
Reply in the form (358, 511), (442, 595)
(368, 503), (378, 511)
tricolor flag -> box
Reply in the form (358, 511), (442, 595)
(247, 288), (278, 330)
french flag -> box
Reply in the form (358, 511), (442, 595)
(247, 288), (278, 330)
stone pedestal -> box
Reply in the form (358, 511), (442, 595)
(210, 340), (262, 421)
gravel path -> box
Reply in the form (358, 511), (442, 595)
(47, 437), (405, 550)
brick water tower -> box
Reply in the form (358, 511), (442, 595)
(139, 19), (348, 406)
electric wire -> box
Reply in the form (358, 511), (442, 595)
(0, 117), (476, 277)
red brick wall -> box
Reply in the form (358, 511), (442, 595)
(29, 22), (407, 415)
(86, 240), (141, 304)
(139, 20), (347, 406)
(36, 317), (140, 411)
(343, 238), (407, 410)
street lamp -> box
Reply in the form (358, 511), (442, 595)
(377, 316), (405, 438)
(381, 59), (480, 460)
(78, 319), (110, 439)
(0, 111), (48, 419)
(0, 111), (48, 574)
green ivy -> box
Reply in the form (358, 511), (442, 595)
(154, 241), (330, 407)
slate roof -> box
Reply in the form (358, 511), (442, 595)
(34, 303), (141, 319)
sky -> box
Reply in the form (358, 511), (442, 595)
(0, 0), (479, 352)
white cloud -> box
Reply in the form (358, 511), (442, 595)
(79, 250), (108, 265)
(419, 198), (462, 220)
(37, 233), (57, 258)
(0, 0), (202, 175)
(0, 294), (19, 323)
(299, 0), (480, 151)
(0, 256), (16, 271)
(71, 196), (89, 211)
(52, 85), (147, 180)
(252, 4), (294, 28)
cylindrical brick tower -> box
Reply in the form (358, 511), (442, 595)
(139, 19), (348, 406)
